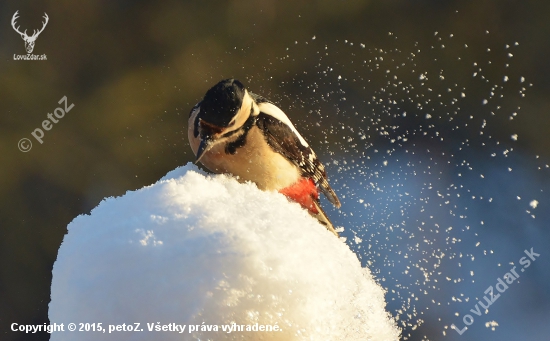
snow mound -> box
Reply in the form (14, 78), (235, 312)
(49, 163), (400, 341)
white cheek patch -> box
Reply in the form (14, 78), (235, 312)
(223, 91), (254, 135)
(187, 105), (202, 155)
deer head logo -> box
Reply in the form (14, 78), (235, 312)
(11, 11), (49, 54)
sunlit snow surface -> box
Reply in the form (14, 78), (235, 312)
(49, 163), (401, 341)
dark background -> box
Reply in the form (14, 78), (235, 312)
(1, 1), (549, 340)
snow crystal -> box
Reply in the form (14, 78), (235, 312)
(49, 163), (400, 341)
(485, 320), (499, 331)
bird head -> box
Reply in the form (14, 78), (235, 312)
(195, 79), (253, 162)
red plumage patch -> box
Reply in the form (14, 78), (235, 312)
(279, 178), (319, 214)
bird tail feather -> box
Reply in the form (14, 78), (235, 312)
(312, 201), (339, 237)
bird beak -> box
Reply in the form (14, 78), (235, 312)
(195, 139), (213, 164)
(195, 119), (225, 164)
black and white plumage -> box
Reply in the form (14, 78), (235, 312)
(188, 79), (341, 235)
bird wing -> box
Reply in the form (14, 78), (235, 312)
(255, 100), (341, 208)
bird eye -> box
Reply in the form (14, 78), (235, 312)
(229, 119), (236, 126)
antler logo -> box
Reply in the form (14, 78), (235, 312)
(11, 10), (49, 54)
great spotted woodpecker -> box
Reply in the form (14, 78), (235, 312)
(188, 79), (341, 235)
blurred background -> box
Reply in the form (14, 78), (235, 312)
(1, 0), (549, 340)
